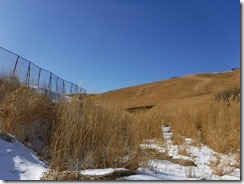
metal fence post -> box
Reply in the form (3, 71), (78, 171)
(12, 55), (19, 78)
(63, 80), (65, 95)
(70, 83), (73, 94)
(56, 77), (59, 93)
(48, 73), (52, 91)
(26, 62), (31, 85)
(37, 68), (41, 87)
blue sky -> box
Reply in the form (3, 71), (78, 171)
(0, 0), (240, 93)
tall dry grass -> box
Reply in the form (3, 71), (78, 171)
(0, 85), (55, 158)
(0, 74), (240, 173)
(0, 77), (165, 172)
(0, 75), (20, 104)
(168, 106), (204, 145)
(168, 99), (240, 154)
(201, 101), (240, 153)
(129, 109), (164, 141)
(50, 98), (143, 171)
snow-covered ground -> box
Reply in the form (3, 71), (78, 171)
(139, 126), (240, 180)
(0, 133), (48, 180)
(0, 126), (240, 181)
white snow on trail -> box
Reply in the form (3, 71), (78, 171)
(139, 126), (240, 180)
(80, 168), (127, 176)
(0, 133), (48, 180)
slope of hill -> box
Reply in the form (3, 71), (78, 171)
(90, 70), (240, 115)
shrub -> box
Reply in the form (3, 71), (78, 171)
(214, 88), (240, 105)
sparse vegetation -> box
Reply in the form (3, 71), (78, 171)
(212, 166), (236, 177)
(185, 166), (196, 178)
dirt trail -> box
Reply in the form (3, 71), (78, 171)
(193, 77), (211, 91)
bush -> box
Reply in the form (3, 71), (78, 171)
(214, 88), (240, 104)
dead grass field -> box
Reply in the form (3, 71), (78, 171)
(89, 70), (240, 116)
(87, 69), (240, 155)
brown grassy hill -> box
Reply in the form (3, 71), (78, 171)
(89, 69), (240, 115)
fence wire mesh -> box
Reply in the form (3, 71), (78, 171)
(0, 47), (86, 96)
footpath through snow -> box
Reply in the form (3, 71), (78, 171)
(139, 126), (240, 180)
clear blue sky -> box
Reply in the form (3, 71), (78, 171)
(0, 0), (240, 93)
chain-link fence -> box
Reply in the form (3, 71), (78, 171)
(0, 46), (86, 96)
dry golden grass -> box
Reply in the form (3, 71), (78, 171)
(50, 97), (143, 171)
(211, 165), (236, 177)
(0, 69), (240, 178)
(101, 69), (240, 157)
(0, 76), (166, 173)
(236, 151), (240, 168)
(0, 75), (20, 104)
(130, 109), (164, 140)
(178, 145), (190, 157)
(88, 70), (240, 115)
(209, 152), (240, 175)
(201, 101), (240, 154)
(168, 106), (204, 146)
(74, 70), (240, 158)
(86, 74), (241, 167)
(0, 86), (55, 158)
(168, 100), (240, 155)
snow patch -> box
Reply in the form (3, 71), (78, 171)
(0, 133), (48, 180)
(80, 168), (126, 176)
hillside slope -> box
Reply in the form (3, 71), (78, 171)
(90, 70), (240, 115)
